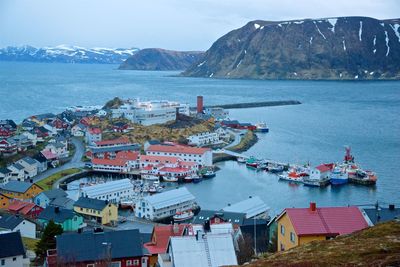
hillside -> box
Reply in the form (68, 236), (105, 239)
(118, 48), (204, 70)
(248, 221), (400, 267)
(182, 16), (400, 80)
(0, 45), (138, 64)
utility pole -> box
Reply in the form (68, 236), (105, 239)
(254, 216), (257, 256)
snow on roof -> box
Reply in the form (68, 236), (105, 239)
(81, 179), (132, 197)
(142, 187), (195, 210)
(222, 196), (270, 219)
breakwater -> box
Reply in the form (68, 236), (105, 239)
(206, 100), (301, 109)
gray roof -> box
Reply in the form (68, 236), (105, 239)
(0, 231), (26, 258)
(0, 167), (12, 175)
(53, 142), (66, 149)
(20, 156), (38, 165)
(56, 229), (143, 263)
(74, 197), (109, 211)
(41, 189), (68, 200)
(38, 206), (78, 223)
(363, 207), (400, 224)
(0, 181), (34, 193)
(222, 196), (270, 218)
(49, 197), (75, 210)
(142, 187), (195, 210)
(11, 163), (25, 171)
(192, 210), (246, 225)
(0, 213), (24, 229)
(90, 144), (140, 154)
(55, 136), (67, 142)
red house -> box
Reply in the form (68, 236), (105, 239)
(52, 118), (69, 130)
(144, 224), (188, 255)
(0, 127), (14, 138)
(8, 200), (44, 219)
(47, 229), (149, 267)
(0, 139), (17, 155)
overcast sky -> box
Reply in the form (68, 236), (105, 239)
(1, 0), (399, 51)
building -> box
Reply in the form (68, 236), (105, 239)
(80, 179), (134, 204)
(362, 204), (400, 225)
(0, 231), (30, 267)
(276, 203), (369, 251)
(139, 155), (199, 179)
(144, 224), (188, 255)
(0, 181), (43, 200)
(204, 107), (229, 120)
(7, 200), (44, 219)
(309, 163), (334, 180)
(43, 142), (68, 159)
(187, 131), (220, 147)
(91, 151), (140, 174)
(16, 157), (39, 178)
(158, 223), (238, 267)
(135, 187), (197, 221)
(32, 153), (48, 173)
(71, 123), (86, 137)
(145, 143), (212, 167)
(34, 188), (68, 208)
(192, 210), (246, 228)
(0, 168), (11, 186)
(85, 127), (102, 146)
(7, 163), (25, 181)
(93, 137), (131, 148)
(0, 213), (36, 238)
(49, 196), (75, 210)
(0, 194), (11, 209)
(46, 229), (149, 267)
(38, 206), (84, 232)
(88, 143), (140, 160)
(73, 197), (118, 225)
(111, 98), (190, 126)
(223, 196), (270, 219)
(0, 138), (17, 156)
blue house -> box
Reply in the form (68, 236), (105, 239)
(38, 206), (84, 232)
(34, 189), (67, 208)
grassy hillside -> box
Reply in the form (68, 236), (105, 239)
(248, 221), (400, 267)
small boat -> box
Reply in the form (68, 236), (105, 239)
(246, 157), (259, 168)
(269, 165), (284, 173)
(184, 175), (193, 183)
(141, 174), (159, 181)
(173, 210), (194, 222)
(237, 157), (246, 163)
(330, 166), (348, 185)
(149, 186), (157, 193)
(202, 170), (216, 178)
(162, 176), (179, 182)
(279, 170), (304, 183)
(255, 122), (269, 133)
(192, 174), (202, 183)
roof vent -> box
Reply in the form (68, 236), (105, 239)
(310, 202), (317, 212)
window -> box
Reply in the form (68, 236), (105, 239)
(280, 224), (285, 236)
(87, 264), (95, 267)
(13, 257), (16, 261)
(133, 260), (139, 265)
(280, 243), (285, 251)
(1, 259), (5, 266)
(290, 232), (296, 243)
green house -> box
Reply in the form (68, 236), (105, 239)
(38, 206), (84, 232)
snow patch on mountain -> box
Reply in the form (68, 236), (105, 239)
(314, 22), (326, 40)
(389, 24), (400, 42)
(385, 31), (390, 56)
(327, 18), (338, 32)
(359, 21), (363, 41)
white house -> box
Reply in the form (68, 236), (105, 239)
(135, 187), (197, 221)
(44, 142), (68, 159)
(71, 123), (86, 137)
(7, 163), (25, 181)
(80, 179), (134, 204)
(16, 157), (39, 178)
(21, 131), (38, 146)
(187, 131), (220, 147)
(0, 168), (11, 186)
(85, 128), (102, 146)
(0, 231), (30, 267)
(309, 164), (334, 180)
(43, 124), (57, 137)
(204, 107), (229, 120)
(145, 143), (212, 167)
(0, 214), (36, 239)
(91, 151), (139, 174)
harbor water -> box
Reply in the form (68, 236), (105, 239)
(1, 61), (399, 216)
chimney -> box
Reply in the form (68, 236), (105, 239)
(310, 202), (317, 212)
(197, 96), (203, 114)
(389, 204), (395, 210)
(54, 207), (60, 213)
(204, 220), (211, 232)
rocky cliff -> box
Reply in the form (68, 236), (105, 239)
(182, 16), (400, 80)
(118, 48), (204, 71)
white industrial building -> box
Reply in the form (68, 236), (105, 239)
(222, 196), (270, 219)
(135, 187), (197, 221)
(187, 131), (220, 147)
(111, 98), (190, 126)
(80, 179), (134, 204)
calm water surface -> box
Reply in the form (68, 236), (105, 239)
(1, 62), (399, 215)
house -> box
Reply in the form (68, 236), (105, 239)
(214, 126), (230, 140)
(112, 121), (130, 133)
(46, 229), (149, 267)
(309, 163), (335, 181)
(145, 142), (212, 167)
(88, 144), (140, 160)
(41, 150), (58, 162)
(0, 138), (17, 156)
(276, 203), (369, 251)
(139, 155), (199, 178)
(51, 118), (69, 131)
(204, 107), (229, 120)
(80, 179), (134, 204)
(187, 131), (220, 147)
(34, 126), (51, 141)
(0, 168), (12, 186)
(158, 223), (238, 267)
(93, 137), (131, 148)
(0, 194), (11, 209)
(33, 153), (48, 173)
(0, 120), (17, 130)
(10, 134), (33, 152)
(144, 224), (188, 255)
(91, 151), (140, 174)
(21, 120), (37, 131)
(38, 206), (84, 232)
(43, 124), (58, 136)
(73, 197), (118, 225)
(71, 123), (86, 137)
(0, 181), (43, 200)
(362, 204), (400, 225)
(21, 131), (38, 146)
(85, 127), (102, 146)
(0, 127), (14, 138)
(30, 113), (57, 125)
(222, 196), (270, 219)
(135, 187), (197, 221)
(44, 142), (68, 158)
(17, 157), (39, 178)
(7, 200), (44, 219)
(7, 163), (25, 181)
(192, 210), (246, 228)
(0, 213), (36, 238)
(48, 196), (75, 210)
(0, 231), (30, 267)
(34, 189), (68, 208)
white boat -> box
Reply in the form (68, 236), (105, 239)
(202, 170), (216, 178)
(279, 170), (304, 183)
(149, 186), (157, 193)
(255, 122), (269, 133)
(173, 210), (194, 222)
(330, 166), (348, 185)
(237, 157), (246, 163)
(141, 174), (159, 181)
(162, 176), (179, 182)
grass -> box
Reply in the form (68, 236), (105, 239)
(22, 237), (39, 251)
(36, 168), (81, 190)
(226, 130), (258, 153)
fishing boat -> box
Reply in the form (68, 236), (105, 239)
(149, 185), (157, 194)
(246, 157), (259, 168)
(237, 157), (246, 163)
(192, 174), (202, 183)
(173, 210), (194, 222)
(255, 122), (269, 133)
(162, 175), (179, 182)
(184, 175), (193, 183)
(202, 170), (216, 178)
(279, 170), (304, 183)
(269, 165), (284, 173)
(330, 166), (348, 185)
(141, 174), (159, 181)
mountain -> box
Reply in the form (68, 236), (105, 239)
(0, 45), (138, 64)
(182, 16), (400, 80)
(118, 48), (204, 70)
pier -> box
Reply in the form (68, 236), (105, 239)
(205, 100), (301, 109)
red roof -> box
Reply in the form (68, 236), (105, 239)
(284, 205), (368, 236)
(92, 151), (139, 166)
(140, 155), (181, 164)
(8, 200), (37, 215)
(159, 167), (189, 173)
(144, 224), (188, 254)
(88, 128), (102, 134)
(316, 163), (334, 172)
(41, 150), (58, 160)
(94, 137), (130, 147)
(147, 144), (210, 155)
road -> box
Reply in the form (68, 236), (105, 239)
(33, 137), (85, 183)
(223, 129), (246, 150)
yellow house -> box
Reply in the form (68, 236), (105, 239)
(0, 181), (43, 200)
(73, 197), (118, 225)
(276, 203), (369, 251)
(0, 193), (11, 209)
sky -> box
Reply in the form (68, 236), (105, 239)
(0, 0), (399, 51)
